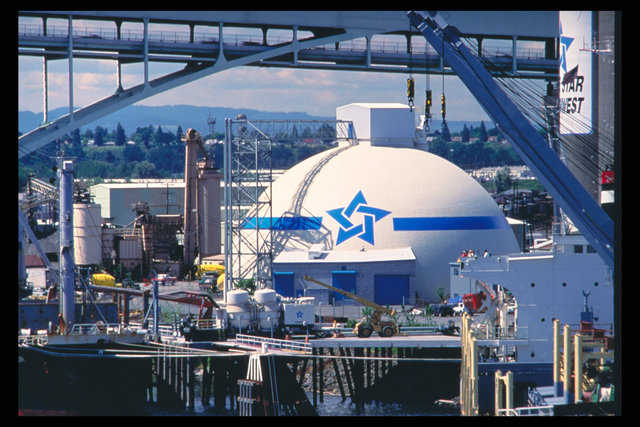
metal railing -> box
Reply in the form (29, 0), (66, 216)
(18, 334), (48, 346)
(236, 334), (312, 354)
(129, 321), (176, 337)
(195, 318), (222, 329)
(67, 322), (126, 335)
(18, 23), (547, 59)
(497, 406), (554, 416)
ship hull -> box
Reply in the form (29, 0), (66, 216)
(18, 343), (152, 416)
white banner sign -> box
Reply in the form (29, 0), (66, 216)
(559, 11), (592, 135)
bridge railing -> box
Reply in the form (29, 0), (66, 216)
(19, 22), (548, 60)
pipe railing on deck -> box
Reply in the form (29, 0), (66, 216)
(497, 406), (554, 416)
(235, 334), (312, 354)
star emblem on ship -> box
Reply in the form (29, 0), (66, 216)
(559, 21), (575, 74)
(326, 190), (391, 245)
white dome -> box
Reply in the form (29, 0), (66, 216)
(265, 144), (520, 301)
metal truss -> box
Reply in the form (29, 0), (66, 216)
(224, 117), (274, 299)
(222, 119), (355, 301)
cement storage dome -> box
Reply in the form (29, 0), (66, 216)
(245, 103), (520, 303)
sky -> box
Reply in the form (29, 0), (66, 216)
(18, 15), (494, 121)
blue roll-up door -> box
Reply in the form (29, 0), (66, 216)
(274, 272), (295, 297)
(374, 274), (409, 305)
(331, 271), (357, 303)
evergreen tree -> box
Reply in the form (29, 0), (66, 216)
(154, 126), (164, 145)
(94, 126), (105, 146)
(176, 125), (184, 144)
(441, 121), (451, 142)
(69, 128), (84, 158)
(134, 125), (153, 149)
(479, 121), (488, 142)
(461, 124), (470, 142)
(115, 122), (126, 146)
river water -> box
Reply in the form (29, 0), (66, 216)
(143, 387), (457, 416)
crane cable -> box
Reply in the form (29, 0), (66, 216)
(424, 41), (432, 133)
(440, 34), (449, 138)
(457, 36), (613, 179)
(407, 25), (415, 111)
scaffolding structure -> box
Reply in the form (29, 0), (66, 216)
(223, 118), (354, 302)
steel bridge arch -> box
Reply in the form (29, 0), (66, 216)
(18, 24), (371, 159)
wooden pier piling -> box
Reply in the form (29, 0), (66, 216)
(319, 347), (324, 403)
(328, 347), (346, 401)
(312, 348), (317, 407)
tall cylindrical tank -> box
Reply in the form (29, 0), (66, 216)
(73, 203), (102, 265)
(183, 128), (200, 268)
(225, 289), (252, 330)
(197, 162), (223, 258)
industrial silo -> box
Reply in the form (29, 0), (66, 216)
(197, 160), (223, 258)
(73, 203), (103, 266)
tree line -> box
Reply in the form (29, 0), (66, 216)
(18, 121), (525, 191)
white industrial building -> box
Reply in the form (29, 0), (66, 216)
(90, 179), (274, 227)
(90, 181), (185, 226)
(249, 103), (521, 304)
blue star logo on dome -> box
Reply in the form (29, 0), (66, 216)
(327, 190), (391, 246)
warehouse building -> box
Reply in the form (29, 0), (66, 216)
(90, 181), (185, 226)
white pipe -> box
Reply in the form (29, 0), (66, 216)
(68, 15), (73, 118)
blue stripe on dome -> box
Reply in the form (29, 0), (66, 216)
(393, 216), (509, 231)
(242, 215), (509, 231)
(241, 216), (323, 230)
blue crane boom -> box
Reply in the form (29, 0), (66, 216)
(407, 11), (614, 270)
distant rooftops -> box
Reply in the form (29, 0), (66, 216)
(24, 254), (47, 268)
(92, 181), (185, 189)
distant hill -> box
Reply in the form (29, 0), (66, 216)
(18, 105), (491, 136)
(18, 105), (334, 136)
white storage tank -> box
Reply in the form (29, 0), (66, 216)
(225, 289), (252, 330)
(254, 289), (281, 332)
(73, 203), (102, 265)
